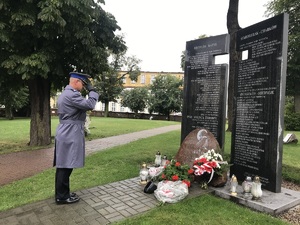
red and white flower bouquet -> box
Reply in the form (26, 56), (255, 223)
(193, 149), (229, 185)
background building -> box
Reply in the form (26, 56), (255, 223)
(51, 71), (184, 114)
(95, 71), (183, 113)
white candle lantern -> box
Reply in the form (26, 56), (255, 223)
(139, 162), (149, 185)
(251, 176), (263, 200)
(230, 175), (238, 196)
(154, 151), (161, 166)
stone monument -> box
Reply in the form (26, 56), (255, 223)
(181, 34), (229, 151)
(176, 128), (221, 168)
(230, 13), (289, 193)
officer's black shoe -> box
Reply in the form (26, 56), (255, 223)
(56, 196), (80, 205)
(70, 192), (79, 198)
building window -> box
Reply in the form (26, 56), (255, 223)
(141, 75), (145, 84)
(150, 75), (155, 84)
(131, 79), (136, 84)
(122, 76), (126, 83)
(120, 106), (125, 112)
(102, 103), (105, 111)
(112, 102), (116, 111)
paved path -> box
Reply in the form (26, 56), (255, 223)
(0, 177), (207, 225)
(0, 124), (181, 186)
(0, 124), (207, 225)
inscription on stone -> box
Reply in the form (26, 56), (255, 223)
(231, 13), (289, 193)
(181, 34), (229, 151)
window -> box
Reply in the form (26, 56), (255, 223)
(141, 75), (145, 84)
(150, 75), (155, 84)
(112, 102), (116, 111)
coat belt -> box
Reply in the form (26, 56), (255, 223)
(59, 120), (84, 125)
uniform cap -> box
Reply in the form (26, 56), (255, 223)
(69, 72), (90, 85)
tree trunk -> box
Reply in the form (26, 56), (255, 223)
(227, 0), (242, 131)
(28, 77), (51, 146)
(104, 100), (109, 117)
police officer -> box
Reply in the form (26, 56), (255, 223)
(54, 72), (99, 204)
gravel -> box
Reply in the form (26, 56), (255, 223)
(276, 180), (300, 224)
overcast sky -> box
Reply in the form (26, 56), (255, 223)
(103, 0), (270, 72)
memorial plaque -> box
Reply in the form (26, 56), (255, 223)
(181, 34), (229, 151)
(230, 13), (289, 193)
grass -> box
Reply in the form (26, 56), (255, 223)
(0, 130), (181, 211)
(0, 116), (178, 154)
(0, 118), (298, 224)
(0, 130), (290, 224)
(115, 194), (287, 225)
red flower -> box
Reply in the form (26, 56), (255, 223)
(199, 158), (207, 163)
(188, 169), (194, 174)
(182, 180), (191, 187)
(161, 174), (166, 179)
(193, 157), (207, 165)
(210, 161), (218, 168)
(175, 162), (181, 167)
(172, 175), (179, 181)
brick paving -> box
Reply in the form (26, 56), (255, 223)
(0, 177), (208, 225)
(0, 124), (209, 225)
(0, 177), (160, 225)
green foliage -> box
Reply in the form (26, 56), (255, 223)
(149, 74), (183, 119)
(0, 0), (127, 82)
(0, 0), (128, 145)
(159, 159), (193, 186)
(0, 77), (29, 119)
(121, 87), (149, 114)
(285, 112), (300, 130)
(284, 96), (300, 130)
(94, 54), (141, 116)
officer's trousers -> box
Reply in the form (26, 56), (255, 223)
(55, 168), (73, 200)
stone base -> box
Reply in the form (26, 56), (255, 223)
(211, 183), (300, 215)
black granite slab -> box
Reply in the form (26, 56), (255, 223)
(181, 34), (229, 151)
(230, 13), (289, 193)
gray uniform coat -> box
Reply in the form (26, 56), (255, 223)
(54, 85), (99, 168)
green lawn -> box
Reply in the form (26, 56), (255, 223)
(0, 117), (298, 224)
(0, 116), (179, 154)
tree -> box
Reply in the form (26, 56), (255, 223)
(227, 0), (242, 131)
(0, 81), (29, 120)
(0, 0), (126, 145)
(266, 0), (300, 112)
(149, 74), (183, 120)
(0, 66), (29, 119)
(94, 54), (141, 117)
(121, 87), (149, 116)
